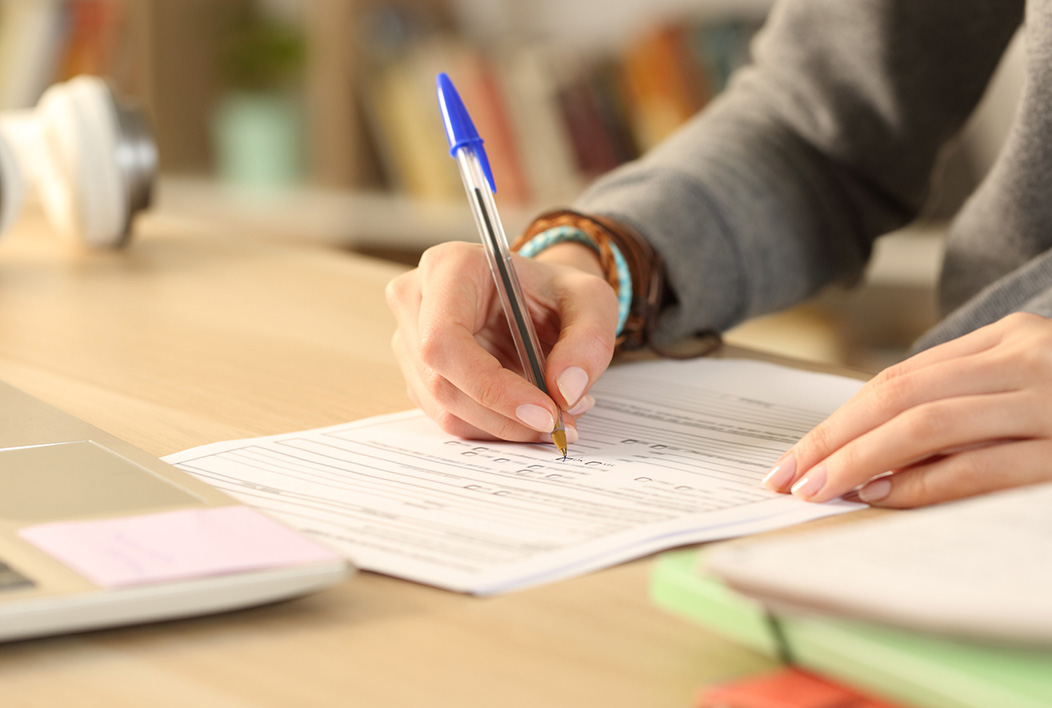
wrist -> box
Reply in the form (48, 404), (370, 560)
(512, 220), (632, 337)
(513, 210), (655, 351)
(532, 241), (607, 280)
(514, 209), (722, 358)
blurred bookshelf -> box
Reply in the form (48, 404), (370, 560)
(0, 0), (770, 209)
(2, 0), (1016, 369)
(307, 0), (767, 206)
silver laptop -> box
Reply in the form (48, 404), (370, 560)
(0, 379), (351, 643)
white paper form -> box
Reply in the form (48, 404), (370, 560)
(165, 359), (866, 594)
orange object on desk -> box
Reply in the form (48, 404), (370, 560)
(696, 667), (906, 708)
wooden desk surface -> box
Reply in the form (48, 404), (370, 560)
(0, 211), (778, 707)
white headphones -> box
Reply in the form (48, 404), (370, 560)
(0, 75), (157, 248)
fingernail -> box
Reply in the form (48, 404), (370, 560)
(762, 454), (797, 491)
(791, 465), (827, 499)
(568, 394), (595, 417)
(557, 366), (589, 407)
(859, 477), (892, 504)
(516, 404), (555, 433)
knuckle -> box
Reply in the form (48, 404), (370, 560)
(887, 472), (932, 509)
(867, 360), (912, 397)
(890, 453), (983, 509)
(433, 408), (470, 438)
(576, 321), (616, 360)
(1000, 312), (1052, 351)
(416, 243), (448, 270)
(901, 403), (945, 444)
(831, 441), (864, 476)
(471, 374), (509, 412)
(417, 329), (446, 369)
(800, 422), (836, 462)
(420, 367), (453, 405)
(870, 359), (907, 388)
(1002, 311), (1041, 331)
(418, 241), (476, 272)
(948, 446), (1001, 493)
(1016, 335), (1052, 374)
(384, 272), (415, 309)
(951, 452), (985, 487)
(868, 371), (914, 414)
(384, 273), (405, 300)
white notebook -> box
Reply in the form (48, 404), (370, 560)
(706, 481), (1052, 646)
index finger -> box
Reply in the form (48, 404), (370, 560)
(415, 244), (563, 429)
(763, 320), (1007, 495)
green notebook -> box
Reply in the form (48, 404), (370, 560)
(651, 550), (1052, 708)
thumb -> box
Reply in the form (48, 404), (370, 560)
(544, 273), (619, 410)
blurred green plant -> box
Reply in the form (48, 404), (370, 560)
(219, 15), (305, 92)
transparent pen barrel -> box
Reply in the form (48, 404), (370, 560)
(454, 148), (549, 391)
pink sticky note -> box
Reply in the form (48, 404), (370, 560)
(19, 506), (343, 589)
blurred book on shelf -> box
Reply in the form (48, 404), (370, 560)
(621, 23), (709, 152)
(0, 0), (131, 110)
(345, 5), (764, 207)
(0, 0), (264, 175)
(0, 0), (766, 211)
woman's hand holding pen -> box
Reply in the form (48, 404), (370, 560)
(391, 238), (1052, 509)
(764, 312), (1052, 508)
(386, 240), (619, 445)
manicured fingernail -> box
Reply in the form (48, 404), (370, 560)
(791, 465), (827, 499)
(762, 454), (797, 491)
(568, 394), (595, 417)
(557, 366), (589, 407)
(859, 478), (892, 504)
(516, 404), (555, 433)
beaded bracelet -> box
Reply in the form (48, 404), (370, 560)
(513, 209), (722, 357)
(512, 209), (662, 351)
(514, 225), (632, 336)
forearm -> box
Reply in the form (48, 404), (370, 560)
(575, 0), (1021, 344)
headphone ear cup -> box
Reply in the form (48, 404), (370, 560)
(36, 76), (128, 248)
(0, 130), (26, 238)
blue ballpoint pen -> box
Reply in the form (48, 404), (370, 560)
(435, 72), (568, 460)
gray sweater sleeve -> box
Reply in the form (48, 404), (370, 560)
(574, 0), (1022, 345)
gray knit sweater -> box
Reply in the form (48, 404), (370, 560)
(576, 0), (1045, 352)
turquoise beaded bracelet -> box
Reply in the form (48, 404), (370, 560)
(514, 225), (632, 336)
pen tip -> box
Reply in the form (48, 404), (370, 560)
(551, 427), (568, 461)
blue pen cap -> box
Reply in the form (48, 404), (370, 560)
(436, 72), (496, 193)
